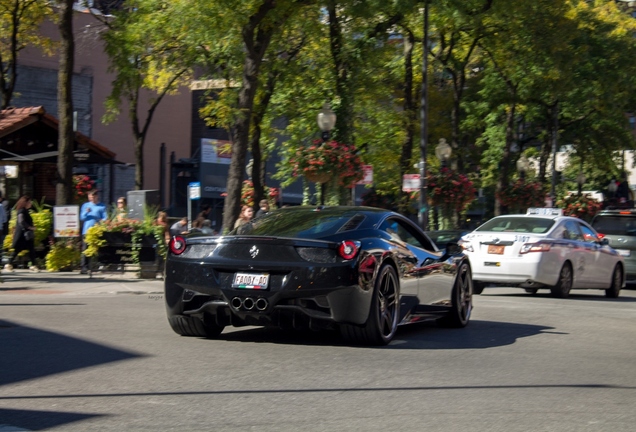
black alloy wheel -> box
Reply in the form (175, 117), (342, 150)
(550, 263), (573, 298)
(439, 261), (473, 328)
(341, 263), (399, 346)
(605, 265), (622, 298)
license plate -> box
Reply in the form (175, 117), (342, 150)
(617, 249), (631, 257)
(233, 273), (270, 289)
(488, 245), (505, 255)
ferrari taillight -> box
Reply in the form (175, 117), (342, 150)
(338, 240), (360, 260)
(169, 236), (187, 255)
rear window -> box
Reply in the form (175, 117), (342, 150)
(592, 215), (636, 236)
(233, 208), (366, 238)
(476, 217), (554, 234)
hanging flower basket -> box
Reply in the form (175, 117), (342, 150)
(426, 168), (476, 216)
(290, 140), (363, 186)
(305, 170), (332, 184)
(496, 179), (545, 213)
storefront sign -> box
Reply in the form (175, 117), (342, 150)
(53, 205), (80, 237)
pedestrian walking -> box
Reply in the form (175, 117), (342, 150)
(234, 205), (254, 229)
(255, 199), (270, 218)
(156, 211), (171, 244)
(5, 195), (38, 272)
(170, 216), (188, 237)
(80, 190), (107, 274)
(0, 191), (7, 259)
(115, 197), (128, 221)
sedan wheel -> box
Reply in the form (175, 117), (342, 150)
(605, 265), (622, 298)
(439, 261), (472, 328)
(550, 263), (573, 298)
(168, 314), (224, 338)
(341, 264), (399, 346)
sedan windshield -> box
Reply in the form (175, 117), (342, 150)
(476, 217), (555, 234)
(233, 207), (367, 239)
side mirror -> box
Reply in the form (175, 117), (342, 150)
(445, 242), (461, 255)
(600, 237), (609, 246)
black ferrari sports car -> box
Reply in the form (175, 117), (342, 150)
(164, 206), (473, 345)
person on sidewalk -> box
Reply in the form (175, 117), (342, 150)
(5, 195), (38, 272)
(0, 191), (7, 261)
(80, 190), (107, 274)
(169, 216), (188, 237)
(255, 199), (270, 218)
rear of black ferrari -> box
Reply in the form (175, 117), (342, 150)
(164, 234), (376, 339)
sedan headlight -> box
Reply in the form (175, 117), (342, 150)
(458, 239), (473, 252)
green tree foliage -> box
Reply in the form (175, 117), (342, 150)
(0, 0), (53, 109)
(81, 0), (636, 220)
(97, 0), (195, 190)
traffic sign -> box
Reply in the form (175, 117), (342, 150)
(189, 182), (201, 200)
(356, 165), (374, 185)
(402, 174), (420, 192)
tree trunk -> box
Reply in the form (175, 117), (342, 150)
(56, 0), (74, 206)
(222, 0), (277, 232)
(495, 102), (516, 216)
(398, 30), (415, 214)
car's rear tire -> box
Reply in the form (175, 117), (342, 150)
(168, 314), (224, 338)
(550, 263), (573, 298)
(439, 261), (472, 328)
(473, 281), (485, 295)
(340, 264), (399, 346)
(524, 288), (538, 295)
(605, 265), (622, 298)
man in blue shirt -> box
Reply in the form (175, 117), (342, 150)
(80, 190), (107, 274)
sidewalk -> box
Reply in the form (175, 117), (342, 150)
(0, 269), (164, 296)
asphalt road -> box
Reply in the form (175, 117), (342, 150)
(1, 283), (635, 431)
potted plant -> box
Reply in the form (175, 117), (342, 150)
(83, 208), (167, 272)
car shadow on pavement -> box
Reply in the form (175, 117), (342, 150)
(480, 292), (636, 302)
(207, 319), (554, 349)
(390, 319), (558, 350)
(0, 319), (145, 387)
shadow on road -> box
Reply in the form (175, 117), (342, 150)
(0, 407), (104, 430)
(0, 319), (145, 387)
(479, 291), (636, 302)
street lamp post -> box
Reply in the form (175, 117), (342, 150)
(316, 103), (336, 205)
(577, 172), (586, 196)
(435, 138), (452, 168)
(433, 139), (452, 230)
(516, 155), (530, 180)
(418, 0), (430, 230)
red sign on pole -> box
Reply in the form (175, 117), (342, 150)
(402, 174), (420, 192)
(356, 165), (374, 185)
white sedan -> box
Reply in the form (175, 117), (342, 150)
(459, 208), (624, 298)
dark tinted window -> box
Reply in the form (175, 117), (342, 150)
(379, 218), (436, 251)
(592, 215), (636, 236)
(476, 217), (554, 233)
(233, 208), (367, 238)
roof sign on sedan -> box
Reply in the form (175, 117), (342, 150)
(527, 208), (563, 216)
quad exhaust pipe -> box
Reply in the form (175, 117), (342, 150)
(231, 296), (269, 311)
